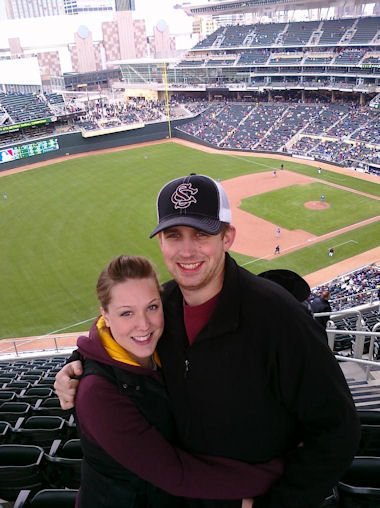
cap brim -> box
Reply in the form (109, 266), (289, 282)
(150, 215), (223, 238)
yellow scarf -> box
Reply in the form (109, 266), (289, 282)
(96, 316), (161, 368)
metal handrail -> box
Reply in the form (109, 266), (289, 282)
(0, 333), (79, 359)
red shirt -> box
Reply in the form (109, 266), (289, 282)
(183, 293), (219, 344)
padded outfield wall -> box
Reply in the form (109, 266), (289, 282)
(0, 119), (191, 172)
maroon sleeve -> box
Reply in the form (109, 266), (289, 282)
(76, 375), (283, 499)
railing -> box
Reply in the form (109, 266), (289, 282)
(0, 333), (80, 360)
(313, 304), (380, 381)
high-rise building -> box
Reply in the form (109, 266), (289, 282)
(63, 0), (115, 15)
(4, 0), (63, 18)
(114, 0), (134, 11)
(2, 0), (118, 18)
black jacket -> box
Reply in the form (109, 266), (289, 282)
(77, 358), (181, 508)
(157, 253), (360, 508)
(310, 296), (332, 329)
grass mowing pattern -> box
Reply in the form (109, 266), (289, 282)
(1, 142), (379, 338)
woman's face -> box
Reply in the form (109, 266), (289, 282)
(101, 277), (164, 368)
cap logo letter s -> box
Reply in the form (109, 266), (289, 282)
(171, 183), (198, 209)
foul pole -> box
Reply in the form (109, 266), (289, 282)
(162, 61), (172, 138)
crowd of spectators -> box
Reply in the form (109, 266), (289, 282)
(290, 137), (380, 173)
(311, 265), (380, 311)
(0, 92), (378, 175)
(177, 100), (379, 174)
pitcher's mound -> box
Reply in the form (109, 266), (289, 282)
(304, 201), (330, 210)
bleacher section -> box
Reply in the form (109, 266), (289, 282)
(193, 26), (225, 49)
(318, 18), (355, 45)
(249, 22), (287, 46)
(282, 20), (320, 46)
(334, 48), (367, 65)
(350, 16), (380, 44)
(177, 101), (380, 171)
(237, 50), (269, 65)
(0, 356), (82, 505)
(220, 24), (252, 48)
(0, 93), (51, 124)
(177, 15), (380, 99)
(1, 338), (380, 507)
(45, 93), (65, 106)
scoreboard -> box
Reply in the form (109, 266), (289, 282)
(0, 138), (59, 165)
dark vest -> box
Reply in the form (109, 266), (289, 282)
(77, 358), (182, 508)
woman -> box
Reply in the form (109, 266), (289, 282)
(75, 255), (283, 507)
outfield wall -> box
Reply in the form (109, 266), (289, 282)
(0, 119), (189, 171)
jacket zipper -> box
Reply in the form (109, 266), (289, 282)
(184, 359), (190, 378)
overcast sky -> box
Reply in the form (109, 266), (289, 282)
(0, 0), (193, 44)
(134, 0), (193, 35)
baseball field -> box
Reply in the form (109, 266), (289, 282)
(1, 139), (379, 339)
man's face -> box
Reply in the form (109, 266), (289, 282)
(158, 225), (235, 305)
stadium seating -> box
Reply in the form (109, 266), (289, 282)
(0, 391), (17, 403)
(18, 388), (54, 405)
(14, 488), (78, 508)
(33, 397), (69, 418)
(0, 93), (51, 123)
(357, 425), (380, 457)
(45, 439), (82, 489)
(0, 402), (31, 425)
(337, 456), (380, 507)
(0, 444), (45, 501)
(0, 422), (10, 444)
(11, 416), (67, 451)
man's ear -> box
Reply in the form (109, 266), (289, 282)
(223, 225), (236, 252)
(157, 232), (163, 250)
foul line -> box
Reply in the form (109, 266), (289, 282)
(332, 240), (358, 248)
(241, 239), (359, 267)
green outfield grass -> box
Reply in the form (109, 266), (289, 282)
(1, 142), (379, 339)
(240, 183), (378, 235)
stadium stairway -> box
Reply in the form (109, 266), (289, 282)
(340, 360), (380, 410)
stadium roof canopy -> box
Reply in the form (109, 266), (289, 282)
(183, 0), (376, 17)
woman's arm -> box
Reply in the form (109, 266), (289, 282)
(76, 375), (282, 500)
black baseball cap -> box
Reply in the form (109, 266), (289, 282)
(150, 174), (231, 238)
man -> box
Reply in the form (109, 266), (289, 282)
(311, 289), (332, 330)
(55, 174), (360, 508)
